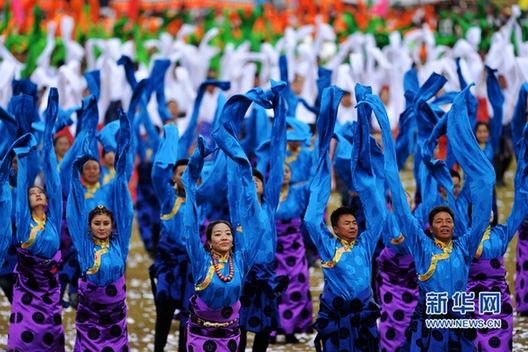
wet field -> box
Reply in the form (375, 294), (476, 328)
(1, 163), (528, 351)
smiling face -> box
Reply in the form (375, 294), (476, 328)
(333, 214), (358, 242)
(90, 213), (113, 240)
(28, 186), (48, 210)
(208, 222), (233, 256)
(430, 211), (454, 243)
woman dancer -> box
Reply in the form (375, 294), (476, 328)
(7, 89), (65, 351)
(183, 136), (263, 351)
(273, 162), (313, 343)
(66, 109), (133, 351)
(212, 82), (288, 352)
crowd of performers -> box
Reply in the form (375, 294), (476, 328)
(2, 5), (528, 352)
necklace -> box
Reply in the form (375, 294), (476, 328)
(212, 254), (234, 282)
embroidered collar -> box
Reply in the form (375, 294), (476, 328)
(334, 234), (355, 250)
(211, 249), (230, 263)
(279, 185), (289, 203)
(32, 214), (47, 227)
(91, 237), (110, 248)
(85, 182), (101, 198)
(434, 238), (453, 252)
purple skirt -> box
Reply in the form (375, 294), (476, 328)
(74, 275), (129, 351)
(468, 257), (513, 351)
(274, 218), (313, 334)
(7, 247), (65, 351)
(376, 247), (418, 352)
(186, 294), (241, 352)
(516, 217), (528, 315)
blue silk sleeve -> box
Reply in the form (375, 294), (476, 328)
(304, 87), (345, 262)
(178, 80), (230, 159)
(485, 66), (505, 160)
(42, 88), (63, 233)
(512, 83), (528, 157)
(183, 136), (215, 282)
(359, 93), (430, 272)
(446, 85), (495, 261)
(113, 109), (134, 262)
(117, 55), (138, 90)
(84, 70), (101, 100)
(0, 134), (36, 266)
(67, 136), (94, 272)
(151, 124), (179, 214)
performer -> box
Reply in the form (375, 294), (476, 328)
(183, 136), (262, 351)
(376, 199), (419, 352)
(273, 162), (313, 343)
(7, 89), (65, 351)
(149, 123), (194, 352)
(212, 81), (288, 352)
(378, 86), (495, 351)
(305, 86), (386, 352)
(66, 108), (133, 351)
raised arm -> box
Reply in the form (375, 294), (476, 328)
(151, 124), (179, 214)
(352, 88), (386, 253)
(42, 88), (62, 232)
(304, 86), (345, 262)
(446, 85), (495, 259)
(183, 136), (211, 276)
(0, 134), (36, 266)
(113, 109), (134, 261)
(66, 136), (93, 273)
(485, 66), (505, 155)
(481, 122), (528, 258)
(359, 93), (429, 267)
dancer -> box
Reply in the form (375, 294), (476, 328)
(378, 86), (495, 351)
(212, 81), (288, 352)
(66, 108), (133, 351)
(273, 162), (313, 343)
(183, 136), (263, 351)
(305, 86), (385, 351)
(7, 89), (65, 351)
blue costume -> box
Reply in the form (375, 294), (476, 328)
(7, 89), (65, 351)
(66, 108), (133, 351)
(212, 81), (288, 351)
(305, 86), (385, 352)
(183, 136), (261, 351)
(378, 85), (495, 352)
(149, 123), (196, 352)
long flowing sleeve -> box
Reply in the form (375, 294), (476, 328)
(66, 136), (93, 272)
(360, 93), (430, 271)
(42, 88), (62, 233)
(14, 135), (39, 245)
(178, 80), (230, 159)
(183, 136), (212, 280)
(304, 87), (345, 262)
(60, 95), (99, 195)
(485, 66), (504, 159)
(512, 83), (528, 157)
(113, 109), (134, 261)
(446, 85), (495, 260)
(481, 121), (528, 258)
(0, 134), (36, 266)
(352, 87), (386, 253)
(151, 124), (179, 214)
(212, 81), (287, 265)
